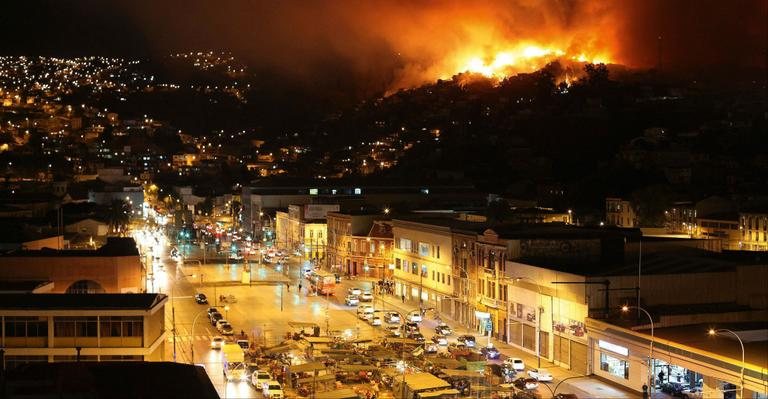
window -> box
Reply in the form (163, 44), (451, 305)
(309, 188), (318, 195)
(370, 242), (375, 253)
(411, 262), (418, 275)
(100, 316), (143, 337)
(432, 270), (435, 280)
(419, 242), (430, 257)
(421, 265), (428, 277)
(5, 317), (48, 337)
(354, 188), (362, 195)
(395, 258), (401, 270)
(600, 353), (629, 379)
(436, 246), (440, 259)
(54, 317), (97, 337)
(447, 276), (451, 286)
(399, 239), (412, 252)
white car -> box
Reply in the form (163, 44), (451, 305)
(345, 295), (360, 306)
(385, 326), (401, 336)
(527, 368), (553, 382)
(348, 287), (362, 296)
(263, 381), (284, 399)
(384, 312), (401, 324)
(369, 316), (382, 326)
(359, 291), (373, 301)
(215, 319), (229, 330)
(506, 358), (525, 371)
(251, 370), (272, 388)
(431, 335), (448, 346)
(406, 312), (422, 323)
(210, 336), (225, 349)
(356, 304), (374, 316)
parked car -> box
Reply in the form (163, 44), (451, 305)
(215, 319), (229, 330)
(384, 312), (401, 324)
(207, 307), (219, 318)
(505, 358), (525, 371)
(369, 316), (382, 326)
(527, 368), (553, 382)
(210, 336), (225, 349)
(386, 326), (402, 336)
(263, 381), (284, 399)
(406, 311), (423, 323)
(356, 304), (374, 316)
(431, 335), (448, 346)
(210, 312), (223, 326)
(408, 332), (426, 342)
(348, 287), (362, 296)
(660, 382), (686, 397)
(345, 295), (360, 306)
(195, 293), (208, 304)
(513, 377), (539, 390)
(435, 324), (452, 335)
(404, 321), (420, 333)
(480, 346), (501, 359)
(218, 323), (234, 335)
(236, 339), (249, 350)
(251, 370), (272, 389)
(457, 335), (476, 347)
(359, 291), (373, 301)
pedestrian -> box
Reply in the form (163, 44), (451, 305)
(298, 283), (303, 292)
(401, 294), (405, 303)
(287, 283), (290, 292)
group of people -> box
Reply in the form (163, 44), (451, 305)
(376, 279), (395, 295)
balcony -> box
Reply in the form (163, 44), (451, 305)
(479, 296), (506, 309)
(482, 267), (496, 277)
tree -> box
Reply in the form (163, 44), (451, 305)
(106, 199), (131, 235)
(631, 185), (673, 227)
(584, 63), (610, 86)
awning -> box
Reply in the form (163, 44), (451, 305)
(297, 374), (337, 384)
(264, 341), (299, 355)
(314, 389), (359, 399)
(302, 337), (335, 344)
(337, 364), (380, 372)
(417, 389), (460, 398)
(403, 372), (451, 391)
(289, 362), (326, 373)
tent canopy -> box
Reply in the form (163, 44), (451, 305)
(289, 362), (327, 373)
(403, 373), (451, 391)
(417, 389), (460, 398)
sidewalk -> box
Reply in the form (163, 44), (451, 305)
(353, 276), (642, 399)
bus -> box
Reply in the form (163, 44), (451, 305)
(310, 270), (336, 295)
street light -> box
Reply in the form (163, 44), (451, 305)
(622, 305), (654, 391)
(708, 328), (745, 399)
(514, 276), (543, 368)
(224, 305), (230, 320)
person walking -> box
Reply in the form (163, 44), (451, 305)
(401, 294), (405, 303)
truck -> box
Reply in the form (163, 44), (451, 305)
(222, 342), (247, 382)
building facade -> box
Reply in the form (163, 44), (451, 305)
(739, 211), (768, 251)
(0, 293), (167, 370)
(606, 198), (637, 227)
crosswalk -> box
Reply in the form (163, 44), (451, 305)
(168, 335), (215, 343)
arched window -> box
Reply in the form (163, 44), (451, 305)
(66, 280), (105, 294)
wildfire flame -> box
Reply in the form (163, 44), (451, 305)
(450, 43), (610, 80)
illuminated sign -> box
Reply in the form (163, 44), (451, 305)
(598, 340), (629, 356)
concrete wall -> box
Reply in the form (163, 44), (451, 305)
(0, 255), (143, 293)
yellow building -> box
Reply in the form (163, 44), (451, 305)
(275, 204), (338, 260)
(695, 213), (740, 250)
(739, 211), (768, 251)
(0, 293), (168, 370)
(606, 197), (637, 227)
(392, 219), (453, 312)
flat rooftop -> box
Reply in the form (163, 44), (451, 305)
(0, 237), (139, 257)
(0, 293), (167, 310)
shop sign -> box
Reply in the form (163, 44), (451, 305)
(598, 340), (628, 356)
(474, 311), (491, 319)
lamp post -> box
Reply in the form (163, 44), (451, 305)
(622, 305), (654, 391)
(514, 276), (543, 368)
(259, 211), (274, 245)
(708, 328), (744, 399)
(224, 305), (230, 320)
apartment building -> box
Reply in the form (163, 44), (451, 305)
(739, 211), (768, 251)
(605, 197), (637, 227)
(0, 293), (168, 370)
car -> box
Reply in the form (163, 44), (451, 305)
(195, 293), (208, 304)
(345, 295), (360, 306)
(447, 343), (472, 357)
(384, 312), (401, 324)
(359, 291), (373, 302)
(215, 319), (229, 330)
(435, 324), (452, 335)
(527, 368), (553, 382)
(236, 339), (249, 350)
(207, 307), (219, 317)
(385, 326), (402, 336)
(369, 315), (382, 326)
(513, 377), (539, 390)
(211, 336), (225, 349)
(218, 323), (234, 335)
(251, 370), (272, 389)
(681, 387), (703, 399)
(480, 346), (501, 359)
(360, 312), (374, 321)
(408, 332), (425, 342)
(263, 380), (284, 399)
(506, 358), (525, 371)
(431, 335), (448, 346)
(348, 287), (362, 296)
(406, 312), (423, 323)
(457, 335), (476, 348)
(210, 312), (223, 326)
(404, 321), (420, 333)
(425, 343), (439, 354)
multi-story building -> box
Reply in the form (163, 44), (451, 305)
(391, 219), (453, 313)
(695, 213), (740, 250)
(0, 293), (167, 369)
(274, 204), (339, 260)
(606, 197), (637, 227)
(664, 202), (696, 235)
(739, 211), (768, 251)
(0, 237), (144, 293)
(325, 210), (393, 278)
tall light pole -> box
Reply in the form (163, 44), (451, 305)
(514, 276), (543, 368)
(622, 305), (654, 391)
(709, 328), (745, 399)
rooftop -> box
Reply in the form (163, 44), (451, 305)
(4, 361), (218, 399)
(0, 237), (139, 257)
(0, 293), (167, 310)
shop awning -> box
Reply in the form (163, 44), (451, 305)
(417, 389), (460, 398)
(289, 362), (326, 373)
(297, 374), (337, 384)
(337, 364), (379, 372)
(264, 341), (300, 355)
(403, 372), (451, 391)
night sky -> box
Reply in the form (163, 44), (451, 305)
(1, 0), (766, 90)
